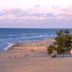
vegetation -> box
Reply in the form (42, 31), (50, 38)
(47, 29), (72, 57)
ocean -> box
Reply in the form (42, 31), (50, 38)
(0, 28), (67, 52)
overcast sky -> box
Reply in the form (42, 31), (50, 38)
(0, 0), (72, 28)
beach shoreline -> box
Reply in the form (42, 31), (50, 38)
(0, 38), (55, 60)
(1, 38), (54, 53)
(0, 38), (72, 72)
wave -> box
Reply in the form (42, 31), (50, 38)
(0, 34), (56, 52)
(0, 34), (56, 41)
(4, 43), (14, 52)
(20, 34), (56, 39)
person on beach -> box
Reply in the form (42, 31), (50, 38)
(9, 56), (11, 59)
(14, 55), (16, 59)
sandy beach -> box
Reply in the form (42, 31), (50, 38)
(0, 39), (72, 72)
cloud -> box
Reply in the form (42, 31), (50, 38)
(30, 13), (44, 17)
(0, 6), (72, 20)
(2, 8), (28, 16)
(46, 13), (55, 17)
(0, 18), (72, 28)
(0, 8), (44, 17)
(0, 11), (5, 16)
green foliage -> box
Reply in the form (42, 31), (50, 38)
(56, 45), (66, 55)
(47, 29), (72, 57)
(63, 34), (72, 50)
(47, 45), (56, 56)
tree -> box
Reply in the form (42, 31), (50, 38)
(55, 30), (66, 55)
(47, 45), (54, 56)
(47, 45), (57, 57)
(47, 29), (72, 57)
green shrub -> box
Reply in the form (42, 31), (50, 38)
(47, 29), (72, 57)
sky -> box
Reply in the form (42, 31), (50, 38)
(0, 0), (72, 28)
